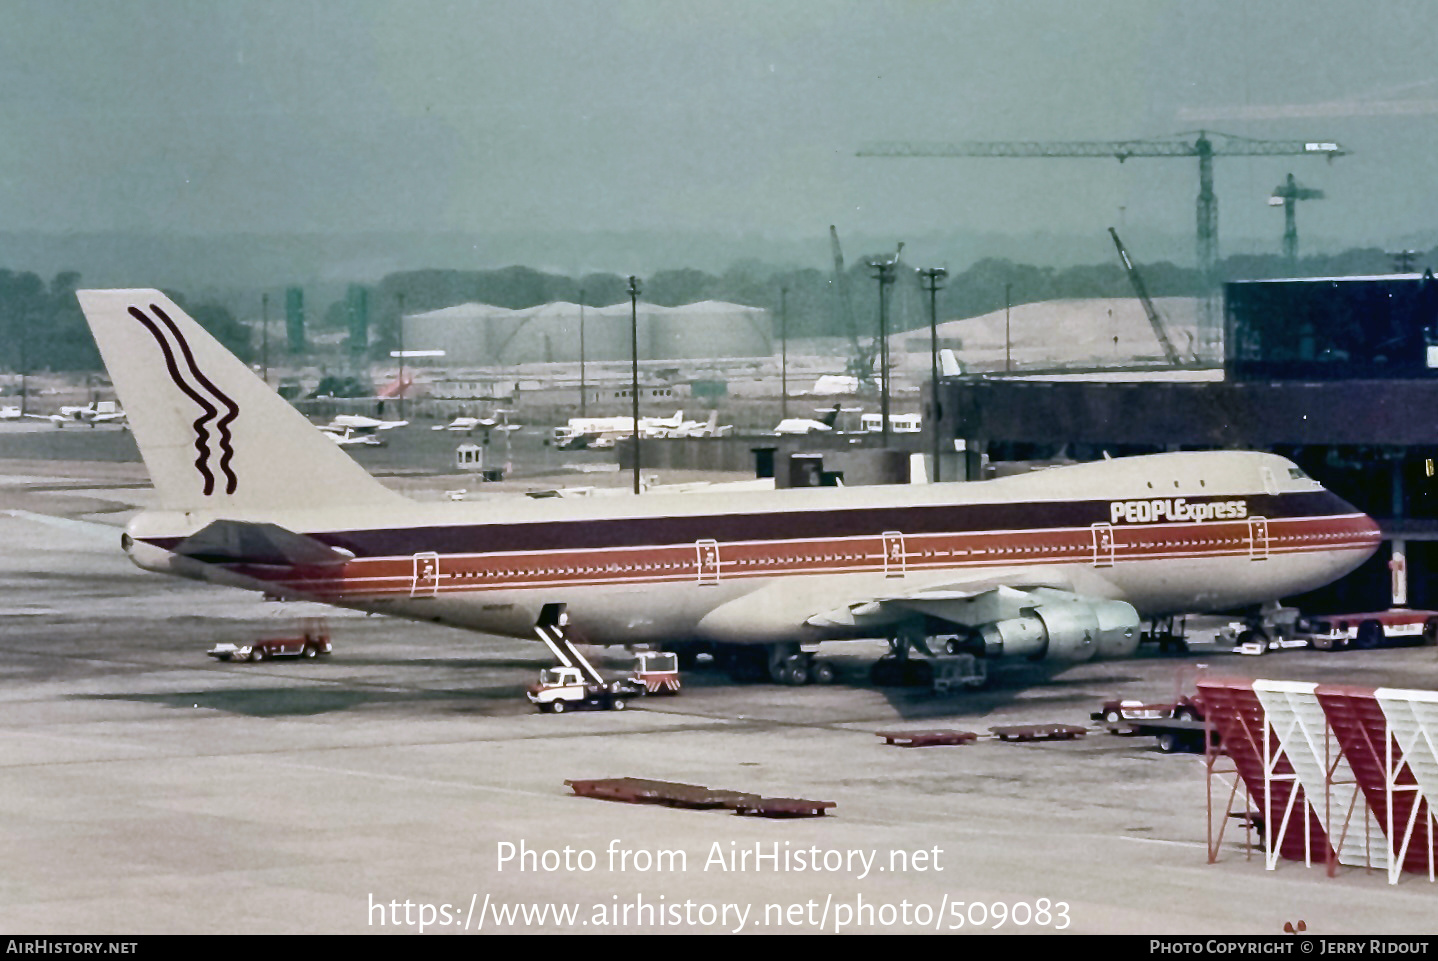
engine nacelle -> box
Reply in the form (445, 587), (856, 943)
(978, 600), (1140, 663)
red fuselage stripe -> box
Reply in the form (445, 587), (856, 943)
(236, 514), (1379, 599)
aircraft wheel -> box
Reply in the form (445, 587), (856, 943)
(1356, 621), (1382, 650)
(783, 661), (809, 686)
(812, 661), (836, 685)
(550, 700), (566, 714)
(944, 638), (961, 655)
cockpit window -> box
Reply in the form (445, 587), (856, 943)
(1288, 468), (1309, 480)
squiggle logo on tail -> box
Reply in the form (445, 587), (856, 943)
(128, 304), (240, 495)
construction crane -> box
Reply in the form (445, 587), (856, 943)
(858, 132), (1346, 349)
(1268, 172), (1324, 268)
(829, 225), (871, 383)
(1108, 226), (1186, 367)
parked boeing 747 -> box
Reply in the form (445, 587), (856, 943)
(77, 290), (1381, 685)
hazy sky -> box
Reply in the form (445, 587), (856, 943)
(3, 0), (1437, 267)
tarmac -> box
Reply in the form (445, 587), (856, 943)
(3, 437), (1438, 935)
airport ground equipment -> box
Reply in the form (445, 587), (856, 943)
(630, 650), (681, 694)
(733, 797), (835, 818)
(207, 618), (331, 662)
(1218, 604), (1308, 654)
(1199, 677), (1438, 883)
(1092, 695), (1204, 729)
(529, 613), (643, 713)
(1127, 717), (1218, 754)
(989, 724), (1086, 742)
(930, 654), (987, 693)
(564, 778), (835, 817)
(875, 729), (979, 748)
(1300, 609), (1438, 651)
(1095, 665), (1209, 732)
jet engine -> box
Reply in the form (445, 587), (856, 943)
(977, 599), (1141, 663)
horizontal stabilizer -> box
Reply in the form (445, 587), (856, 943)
(174, 520), (354, 568)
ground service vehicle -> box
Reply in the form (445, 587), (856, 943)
(527, 667), (644, 713)
(631, 651), (682, 694)
(208, 621), (332, 662)
(1129, 718), (1219, 754)
(1093, 694), (1203, 726)
(1301, 609), (1438, 650)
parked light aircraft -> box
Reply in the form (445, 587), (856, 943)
(321, 426), (385, 447)
(326, 414), (409, 432)
(773, 403), (847, 435)
(553, 410), (692, 450)
(25, 401), (127, 428)
(433, 412), (520, 434)
(78, 290), (1382, 685)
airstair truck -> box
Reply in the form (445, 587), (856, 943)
(527, 607), (643, 713)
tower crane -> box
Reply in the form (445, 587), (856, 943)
(858, 132), (1345, 349)
(1108, 226), (1187, 367)
(1268, 172), (1324, 268)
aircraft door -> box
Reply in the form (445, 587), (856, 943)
(696, 539), (721, 586)
(1091, 523), (1115, 568)
(411, 552), (441, 597)
(1248, 517), (1270, 561)
(882, 531), (906, 577)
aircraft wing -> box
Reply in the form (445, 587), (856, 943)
(804, 569), (1078, 630)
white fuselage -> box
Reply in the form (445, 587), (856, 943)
(122, 451), (1380, 648)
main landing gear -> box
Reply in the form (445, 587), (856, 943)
(669, 642), (837, 686)
(869, 623), (984, 688)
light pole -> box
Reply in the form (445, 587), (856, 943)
(261, 292), (269, 387)
(396, 292), (406, 421)
(779, 285), (789, 420)
(1005, 282), (1012, 373)
(578, 288), (587, 417)
(868, 258), (898, 446)
(18, 302), (28, 417)
(918, 266), (947, 481)
(628, 276), (642, 495)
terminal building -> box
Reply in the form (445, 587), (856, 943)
(934, 273), (1438, 611)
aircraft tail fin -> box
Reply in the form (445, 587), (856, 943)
(938, 348), (965, 377)
(821, 403), (842, 428)
(76, 290), (403, 513)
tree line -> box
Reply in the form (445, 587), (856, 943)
(1, 244), (1431, 372)
(0, 271), (251, 375)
